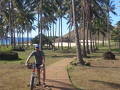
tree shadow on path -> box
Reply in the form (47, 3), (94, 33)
(90, 80), (120, 89)
(34, 79), (75, 90)
(90, 65), (120, 69)
(46, 79), (74, 90)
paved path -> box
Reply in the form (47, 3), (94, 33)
(35, 58), (75, 90)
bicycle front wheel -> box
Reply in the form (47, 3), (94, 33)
(30, 76), (35, 90)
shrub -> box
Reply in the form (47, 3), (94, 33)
(12, 46), (25, 51)
(0, 51), (19, 60)
(31, 34), (54, 47)
(103, 51), (116, 60)
(85, 62), (91, 66)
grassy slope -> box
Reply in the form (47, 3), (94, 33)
(68, 45), (120, 90)
(0, 47), (76, 90)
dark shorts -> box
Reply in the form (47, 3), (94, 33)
(36, 64), (42, 69)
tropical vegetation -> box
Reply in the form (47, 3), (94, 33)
(0, 0), (117, 64)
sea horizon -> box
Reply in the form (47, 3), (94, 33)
(0, 37), (33, 45)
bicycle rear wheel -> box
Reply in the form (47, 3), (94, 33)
(30, 76), (35, 90)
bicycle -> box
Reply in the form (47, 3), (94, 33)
(27, 63), (44, 90)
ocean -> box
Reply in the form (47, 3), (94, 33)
(0, 37), (32, 45)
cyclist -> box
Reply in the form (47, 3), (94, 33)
(25, 45), (46, 86)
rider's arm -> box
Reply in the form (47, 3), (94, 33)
(25, 51), (34, 65)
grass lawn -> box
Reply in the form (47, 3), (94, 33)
(68, 45), (120, 90)
(0, 47), (76, 90)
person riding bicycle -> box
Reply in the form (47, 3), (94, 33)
(25, 45), (46, 86)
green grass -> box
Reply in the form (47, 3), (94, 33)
(0, 46), (12, 52)
(0, 47), (76, 65)
(0, 46), (77, 66)
(111, 48), (120, 53)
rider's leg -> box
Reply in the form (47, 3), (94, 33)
(43, 67), (46, 85)
(37, 69), (41, 84)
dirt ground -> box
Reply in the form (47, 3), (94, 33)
(70, 57), (120, 90)
(0, 63), (30, 90)
(0, 58), (74, 90)
(45, 58), (74, 90)
(1, 51), (120, 90)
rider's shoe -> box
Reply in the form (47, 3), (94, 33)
(36, 82), (41, 86)
(42, 82), (46, 87)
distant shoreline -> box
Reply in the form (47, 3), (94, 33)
(0, 37), (32, 45)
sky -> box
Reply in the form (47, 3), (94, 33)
(110, 0), (120, 26)
(28, 0), (120, 38)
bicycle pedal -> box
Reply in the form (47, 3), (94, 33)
(36, 82), (41, 86)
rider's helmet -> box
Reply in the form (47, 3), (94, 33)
(35, 45), (40, 49)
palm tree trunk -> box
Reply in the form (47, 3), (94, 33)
(82, 7), (87, 57)
(55, 23), (57, 38)
(18, 32), (21, 46)
(86, 0), (91, 54)
(68, 26), (71, 49)
(53, 23), (55, 51)
(55, 23), (57, 49)
(106, 6), (111, 51)
(47, 28), (49, 49)
(5, 33), (8, 47)
(40, 22), (42, 49)
(95, 36), (98, 50)
(60, 17), (63, 50)
(22, 29), (24, 47)
(108, 31), (111, 51)
(38, 4), (40, 47)
(72, 0), (85, 65)
(97, 30), (100, 48)
(39, 0), (43, 50)
(119, 39), (120, 53)
(58, 18), (60, 49)
(90, 30), (93, 53)
(50, 25), (52, 49)
(86, 22), (90, 54)
(13, 29), (16, 48)
(102, 35), (105, 46)
(70, 26), (72, 48)
(93, 36), (96, 52)
(9, 0), (14, 48)
(27, 30), (29, 47)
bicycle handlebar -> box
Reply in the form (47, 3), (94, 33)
(26, 63), (44, 69)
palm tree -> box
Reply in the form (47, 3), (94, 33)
(103, 0), (117, 51)
(112, 21), (120, 50)
(58, 18), (61, 48)
(81, 0), (87, 57)
(72, 0), (85, 65)
(0, 0), (36, 48)
(0, 0), (116, 59)
(60, 17), (63, 50)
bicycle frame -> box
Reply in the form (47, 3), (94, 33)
(29, 63), (37, 90)
(31, 63), (36, 77)
(27, 63), (45, 90)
